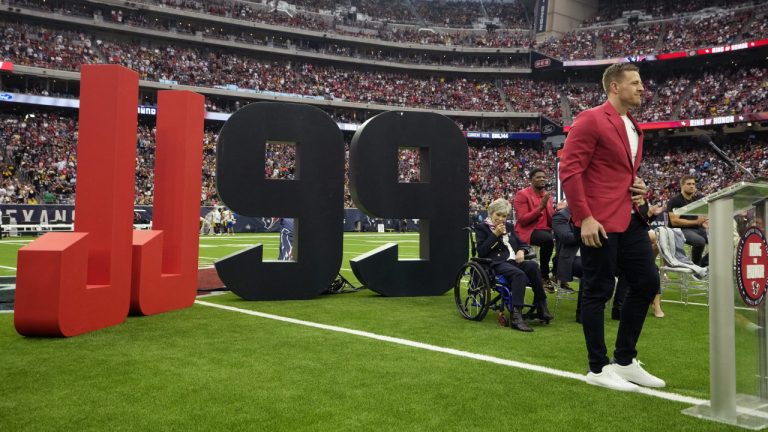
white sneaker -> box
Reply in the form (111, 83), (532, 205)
(612, 359), (666, 388)
(586, 364), (639, 392)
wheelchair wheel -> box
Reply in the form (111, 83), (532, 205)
(454, 261), (492, 321)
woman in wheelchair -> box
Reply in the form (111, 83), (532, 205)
(475, 199), (553, 332)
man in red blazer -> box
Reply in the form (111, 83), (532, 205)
(559, 63), (665, 392)
(513, 168), (556, 292)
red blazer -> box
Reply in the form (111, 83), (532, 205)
(513, 186), (553, 243)
(559, 101), (643, 233)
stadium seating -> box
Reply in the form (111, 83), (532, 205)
(5, 0), (766, 58)
(2, 109), (766, 209)
(1, 0), (767, 210)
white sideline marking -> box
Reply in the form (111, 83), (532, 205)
(194, 265), (353, 272)
(662, 299), (754, 312)
(344, 233), (418, 236)
(200, 244), (254, 248)
(199, 235), (277, 240)
(196, 291), (228, 298)
(343, 251), (419, 258)
(340, 240), (419, 244)
(0, 265), (16, 270)
(194, 299), (707, 406)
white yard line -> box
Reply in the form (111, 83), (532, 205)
(199, 235), (278, 240)
(196, 265), (352, 273)
(342, 240), (420, 244)
(343, 233), (418, 236)
(194, 299), (709, 407)
(661, 298), (754, 312)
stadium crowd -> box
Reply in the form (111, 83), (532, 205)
(661, 9), (752, 52)
(677, 67), (768, 119)
(535, 31), (596, 61)
(641, 136), (768, 203)
(1, 111), (766, 214)
(564, 68), (765, 122)
(582, 0), (760, 26)
(154, 0), (531, 30)
(501, 79), (563, 121)
(0, 113), (77, 204)
(598, 23), (663, 59)
(3, 19), (767, 122)
(265, 143), (297, 180)
(537, 5), (766, 61)
(4, 0), (766, 57)
(2, 0), (768, 212)
(2, 21), (510, 112)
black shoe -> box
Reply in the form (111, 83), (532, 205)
(558, 284), (576, 294)
(543, 279), (556, 294)
(510, 307), (533, 332)
(537, 301), (553, 324)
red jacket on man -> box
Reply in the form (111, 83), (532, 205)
(559, 101), (643, 233)
(513, 186), (553, 244)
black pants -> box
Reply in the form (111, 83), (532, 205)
(682, 227), (708, 266)
(571, 257), (584, 319)
(612, 268), (661, 317)
(492, 260), (547, 307)
(578, 214), (659, 373)
(530, 229), (555, 280)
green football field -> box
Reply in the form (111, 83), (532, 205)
(0, 233), (757, 431)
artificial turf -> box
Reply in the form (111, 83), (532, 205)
(0, 233), (757, 431)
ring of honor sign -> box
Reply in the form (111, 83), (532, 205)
(735, 227), (768, 307)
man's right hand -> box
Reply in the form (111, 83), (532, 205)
(539, 193), (550, 210)
(581, 216), (607, 248)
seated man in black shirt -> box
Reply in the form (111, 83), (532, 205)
(552, 200), (583, 321)
(666, 175), (708, 266)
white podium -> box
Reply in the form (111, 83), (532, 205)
(678, 181), (768, 429)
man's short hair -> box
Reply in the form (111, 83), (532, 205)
(528, 167), (544, 179)
(680, 175), (696, 186)
(602, 63), (640, 94)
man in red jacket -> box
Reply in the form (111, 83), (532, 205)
(513, 168), (557, 293)
(559, 63), (665, 392)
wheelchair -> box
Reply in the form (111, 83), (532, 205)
(454, 227), (548, 327)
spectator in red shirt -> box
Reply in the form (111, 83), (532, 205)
(513, 168), (559, 293)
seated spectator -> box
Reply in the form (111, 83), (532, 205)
(666, 175), (708, 266)
(552, 199), (584, 322)
(475, 198), (552, 332)
(513, 168), (559, 293)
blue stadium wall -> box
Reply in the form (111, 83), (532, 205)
(0, 205), (429, 232)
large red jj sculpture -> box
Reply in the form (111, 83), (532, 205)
(14, 65), (204, 337)
(130, 91), (204, 316)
